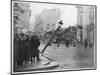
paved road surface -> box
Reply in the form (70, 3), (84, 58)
(39, 43), (95, 70)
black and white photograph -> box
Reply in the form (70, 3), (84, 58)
(11, 0), (96, 74)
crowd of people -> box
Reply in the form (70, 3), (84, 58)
(55, 38), (92, 49)
(13, 32), (40, 69)
(64, 39), (93, 49)
(13, 31), (93, 70)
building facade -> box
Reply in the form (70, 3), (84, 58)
(34, 8), (61, 33)
(86, 6), (95, 45)
(13, 1), (31, 34)
(76, 6), (83, 42)
(76, 5), (95, 45)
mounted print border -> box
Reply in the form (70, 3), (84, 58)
(11, 0), (97, 74)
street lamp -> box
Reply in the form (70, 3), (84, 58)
(41, 20), (63, 53)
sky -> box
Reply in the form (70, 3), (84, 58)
(29, 2), (77, 28)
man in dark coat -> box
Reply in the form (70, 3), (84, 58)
(23, 35), (30, 64)
(27, 35), (33, 63)
(30, 35), (40, 62)
(84, 39), (88, 49)
(17, 33), (25, 66)
(65, 39), (69, 48)
(13, 33), (19, 69)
